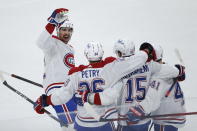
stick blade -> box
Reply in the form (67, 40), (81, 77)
(174, 48), (184, 66)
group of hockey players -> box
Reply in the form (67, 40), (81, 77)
(33, 8), (186, 131)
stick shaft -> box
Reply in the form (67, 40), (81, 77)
(0, 70), (43, 88)
(165, 48), (185, 97)
(165, 78), (177, 97)
(174, 48), (184, 65)
(100, 111), (197, 122)
(11, 74), (43, 88)
(2, 81), (67, 127)
(144, 112), (197, 118)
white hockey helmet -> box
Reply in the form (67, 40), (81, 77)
(153, 44), (163, 61)
(113, 39), (135, 57)
(84, 42), (104, 62)
(56, 20), (73, 33)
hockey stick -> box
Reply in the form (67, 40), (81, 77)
(174, 48), (185, 66)
(99, 111), (197, 122)
(0, 73), (67, 127)
(148, 122), (154, 131)
(165, 78), (177, 97)
(0, 70), (43, 88)
(145, 111), (196, 118)
(165, 48), (185, 97)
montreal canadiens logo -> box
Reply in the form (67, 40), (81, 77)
(64, 53), (75, 68)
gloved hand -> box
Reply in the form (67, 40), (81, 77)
(175, 64), (185, 81)
(126, 105), (145, 124)
(48, 8), (69, 27)
(33, 94), (51, 114)
(139, 42), (157, 62)
(74, 90), (90, 106)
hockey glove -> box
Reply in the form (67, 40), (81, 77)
(48, 8), (69, 27)
(74, 90), (90, 106)
(175, 64), (185, 81)
(139, 42), (157, 62)
(34, 94), (52, 114)
(126, 105), (145, 124)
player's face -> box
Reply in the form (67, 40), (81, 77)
(59, 27), (73, 44)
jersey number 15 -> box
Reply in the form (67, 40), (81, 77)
(125, 76), (147, 103)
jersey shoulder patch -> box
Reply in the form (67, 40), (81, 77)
(63, 53), (75, 68)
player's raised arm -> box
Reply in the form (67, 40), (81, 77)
(36, 8), (69, 52)
(101, 42), (156, 87)
(86, 41), (157, 106)
(149, 44), (185, 80)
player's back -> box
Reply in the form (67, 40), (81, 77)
(72, 58), (117, 127)
(117, 62), (156, 126)
(118, 61), (180, 127)
(151, 78), (186, 128)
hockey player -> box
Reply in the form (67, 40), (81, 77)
(35, 42), (117, 131)
(33, 41), (157, 131)
(35, 8), (76, 131)
(146, 45), (186, 131)
(83, 42), (185, 131)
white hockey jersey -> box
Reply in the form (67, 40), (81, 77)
(146, 77), (186, 128)
(50, 51), (149, 127)
(36, 24), (75, 95)
(88, 62), (180, 126)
